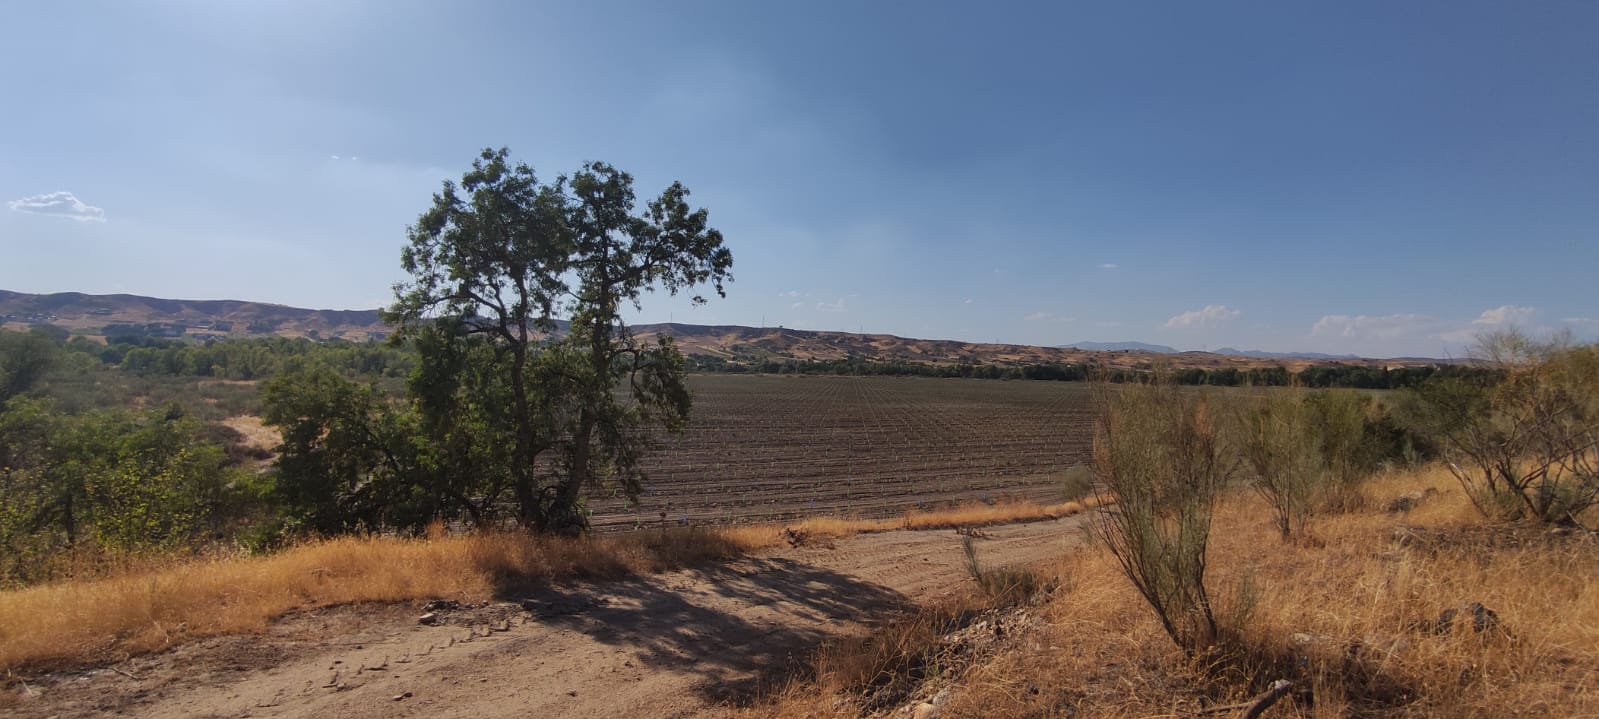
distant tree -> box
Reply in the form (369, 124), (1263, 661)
(0, 329), (60, 405)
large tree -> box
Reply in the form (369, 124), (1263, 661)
(389, 149), (731, 532)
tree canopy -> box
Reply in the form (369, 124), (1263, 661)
(355, 148), (733, 533)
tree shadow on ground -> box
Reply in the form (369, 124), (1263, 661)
(492, 556), (911, 705)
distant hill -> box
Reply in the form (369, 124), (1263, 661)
(1214, 347), (1362, 361)
(2, 289), (1433, 371)
(1068, 341), (1375, 362)
(1063, 341), (1178, 353)
(0, 289), (389, 341)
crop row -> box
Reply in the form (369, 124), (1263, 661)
(585, 375), (1097, 531)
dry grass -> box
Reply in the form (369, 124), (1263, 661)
(0, 526), (765, 673)
(753, 465), (1599, 718)
(783, 498), (1097, 541)
(0, 499), (1077, 675)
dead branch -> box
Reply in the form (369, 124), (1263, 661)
(1198, 679), (1294, 718)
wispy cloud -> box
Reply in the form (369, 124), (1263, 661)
(7, 191), (106, 222)
(1311, 313), (1435, 341)
(1163, 304), (1240, 329)
(963, 298), (973, 305)
(816, 298), (848, 313)
(1439, 305), (1540, 343)
(1024, 311), (1075, 323)
(1472, 304), (1536, 326)
(1099, 263), (1118, 269)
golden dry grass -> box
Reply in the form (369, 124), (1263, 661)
(0, 500), (1076, 674)
(784, 498), (1097, 540)
(218, 412), (278, 452)
(0, 526), (765, 673)
(754, 465), (1599, 718)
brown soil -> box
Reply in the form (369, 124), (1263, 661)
(6, 518), (1086, 718)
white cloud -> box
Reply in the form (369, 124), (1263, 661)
(1310, 313), (1434, 340)
(1472, 305), (1536, 326)
(1099, 263), (1118, 269)
(816, 298), (847, 313)
(7, 191), (106, 222)
(1436, 305), (1540, 343)
(1095, 320), (1123, 328)
(1024, 311), (1076, 322)
(789, 302), (804, 309)
(1163, 304), (1240, 329)
(963, 298), (973, 305)
(1311, 313), (1451, 349)
(1563, 316), (1599, 327)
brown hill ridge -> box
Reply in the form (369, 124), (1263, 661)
(1, 289), (1405, 371)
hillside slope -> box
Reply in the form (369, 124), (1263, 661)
(1, 289), (1411, 371)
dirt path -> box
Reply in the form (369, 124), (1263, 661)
(11, 517), (1087, 719)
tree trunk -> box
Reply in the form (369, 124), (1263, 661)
(506, 342), (542, 528)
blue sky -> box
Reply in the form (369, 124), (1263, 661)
(2, 1), (1595, 358)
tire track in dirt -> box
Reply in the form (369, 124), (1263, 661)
(9, 517), (1088, 719)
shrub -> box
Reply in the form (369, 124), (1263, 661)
(1240, 391), (1324, 541)
(1399, 332), (1599, 525)
(1090, 377), (1236, 655)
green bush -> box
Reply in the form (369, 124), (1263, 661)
(1090, 377), (1236, 655)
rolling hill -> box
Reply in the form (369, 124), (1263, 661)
(1, 289), (1417, 371)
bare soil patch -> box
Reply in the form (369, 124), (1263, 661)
(5, 518), (1085, 718)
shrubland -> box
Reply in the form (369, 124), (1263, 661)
(753, 336), (1599, 717)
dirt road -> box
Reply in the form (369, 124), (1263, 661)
(12, 517), (1087, 719)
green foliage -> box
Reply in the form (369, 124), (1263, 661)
(389, 148), (732, 533)
(0, 401), (243, 584)
(1058, 463), (1095, 502)
(1399, 333), (1599, 524)
(0, 328), (60, 404)
(261, 367), (461, 534)
(1091, 378), (1236, 655)
(1241, 392), (1325, 541)
(1241, 389), (1383, 541)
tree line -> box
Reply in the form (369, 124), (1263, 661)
(689, 353), (1498, 389)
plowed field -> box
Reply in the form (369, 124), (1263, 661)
(586, 375), (1095, 531)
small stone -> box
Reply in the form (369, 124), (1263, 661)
(419, 613), (439, 625)
(392, 691), (413, 701)
(912, 701), (940, 719)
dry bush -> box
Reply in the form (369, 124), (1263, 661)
(751, 464), (1599, 718)
(1242, 390), (1326, 541)
(1401, 332), (1599, 525)
(767, 567), (1053, 718)
(1091, 378), (1234, 655)
(1242, 389), (1381, 542)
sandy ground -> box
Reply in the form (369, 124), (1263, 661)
(10, 518), (1087, 719)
